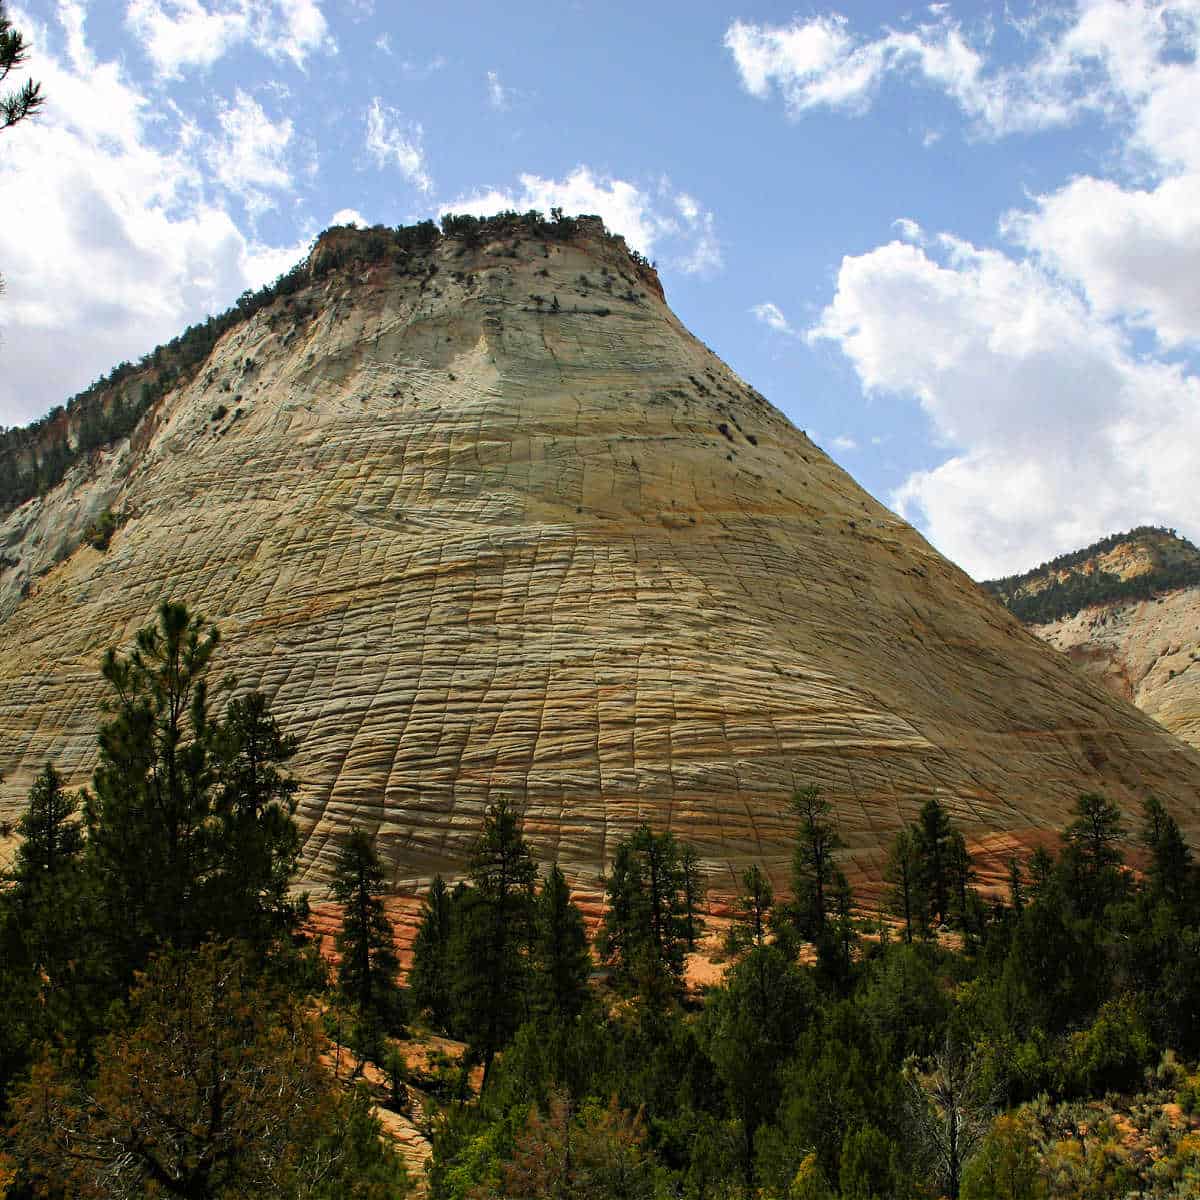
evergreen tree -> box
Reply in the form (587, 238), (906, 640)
(409, 874), (455, 1029)
(10, 763), (84, 898)
(1027, 844), (1056, 901)
(530, 863), (591, 1022)
(704, 945), (815, 1179)
(1141, 796), (1192, 907)
(1060, 793), (1125, 918)
(0, 2), (43, 133)
(884, 828), (922, 944)
(598, 823), (689, 1005)
(727, 864), (773, 954)
(1007, 855), (1025, 916)
(209, 690), (303, 952)
(679, 842), (706, 951)
(914, 798), (955, 927)
(331, 828), (402, 1031)
(789, 786), (843, 939)
(452, 799), (536, 1085)
(84, 601), (221, 981)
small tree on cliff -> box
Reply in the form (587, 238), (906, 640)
(332, 828), (402, 1034)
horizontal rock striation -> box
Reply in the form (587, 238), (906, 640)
(4, 218), (1200, 902)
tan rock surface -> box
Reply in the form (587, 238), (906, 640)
(1035, 588), (1200, 752)
(3, 219), (1200, 904)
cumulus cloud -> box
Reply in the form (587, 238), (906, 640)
(329, 207), (367, 227)
(831, 434), (858, 451)
(364, 98), (431, 193)
(751, 302), (796, 336)
(441, 167), (722, 276)
(125, 0), (332, 77)
(748, 2), (1200, 574)
(0, 3), (308, 427)
(810, 235), (1200, 578)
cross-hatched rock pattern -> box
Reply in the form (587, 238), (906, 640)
(1034, 587), (1200, 753)
(3, 221), (1200, 901)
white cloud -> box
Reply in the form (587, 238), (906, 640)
(892, 217), (923, 243)
(364, 98), (431, 193)
(723, 7), (1120, 137)
(400, 55), (446, 80)
(0, 3), (309, 428)
(831, 434), (858, 450)
(751, 302), (795, 336)
(441, 167), (721, 276)
(207, 89), (293, 215)
(673, 192), (722, 274)
(1007, 173), (1200, 348)
(375, 32), (390, 54)
(810, 235), (1200, 578)
(486, 69), (510, 110)
(125, 0), (332, 78)
(329, 207), (367, 227)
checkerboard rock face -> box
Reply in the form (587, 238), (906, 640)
(3, 220), (1200, 903)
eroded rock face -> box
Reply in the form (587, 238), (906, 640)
(1035, 590), (1200, 752)
(4, 221), (1200, 901)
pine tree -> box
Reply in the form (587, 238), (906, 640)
(451, 799), (536, 1085)
(8, 763), (87, 985)
(1141, 796), (1192, 907)
(789, 786), (843, 939)
(914, 798), (955, 927)
(1007, 854), (1025, 916)
(331, 828), (402, 1031)
(84, 601), (221, 980)
(1061, 792), (1125, 918)
(409, 874), (455, 1028)
(0, 2), (43, 133)
(530, 864), (591, 1022)
(727, 864), (774, 954)
(883, 828), (922, 944)
(680, 842), (706, 951)
(598, 823), (689, 1005)
(10, 763), (84, 901)
(210, 690), (303, 953)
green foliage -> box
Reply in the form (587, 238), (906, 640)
(82, 507), (120, 551)
(785, 786), (844, 941)
(9, 941), (409, 1199)
(0, 0), (43, 131)
(726, 863), (773, 955)
(410, 874), (456, 1028)
(981, 525), (1200, 623)
(598, 823), (692, 1005)
(332, 828), (404, 1031)
(530, 864), (592, 1023)
(451, 799), (537, 1084)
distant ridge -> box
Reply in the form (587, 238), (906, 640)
(982, 526), (1200, 625)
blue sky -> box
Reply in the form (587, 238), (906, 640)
(3, 1), (1200, 579)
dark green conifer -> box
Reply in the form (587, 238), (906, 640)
(531, 863), (591, 1022)
(409, 874), (455, 1028)
(331, 828), (402, 1029)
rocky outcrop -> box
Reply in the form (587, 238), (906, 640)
(1034, 589), (1200, 752)
(4, 218), (1200, 904)
(984, 529), (1200, 755)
